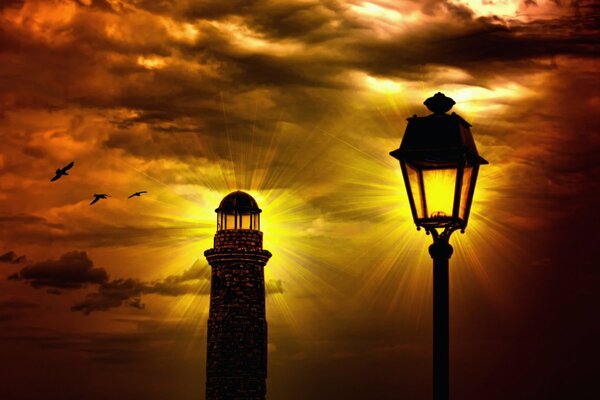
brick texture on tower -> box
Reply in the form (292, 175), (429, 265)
(204, 222), (271, 399)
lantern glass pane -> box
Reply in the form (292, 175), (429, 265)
(241, 214), (251, 229)
(217, 212), (222, 230)
(422, 168), (457, 218)
(226, 213), (236, 230)
(253, 214), (260, 230)
(459, 166), (473, 220)
(406, 164), (425, 219)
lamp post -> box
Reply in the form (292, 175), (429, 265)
(390, 93), (488, 400)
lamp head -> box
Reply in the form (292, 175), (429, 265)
(390, 93), (488, 232)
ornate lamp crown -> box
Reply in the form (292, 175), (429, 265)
(424, 92), (456, 114)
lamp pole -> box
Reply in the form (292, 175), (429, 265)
(430, 232), (453, 400)
(389, 92), (488, 400)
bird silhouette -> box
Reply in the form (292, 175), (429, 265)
(128, 191), (147, 199)
(90, 194), (110, 205)
(50, 161), (74, 182)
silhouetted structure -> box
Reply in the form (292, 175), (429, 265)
(204, 191), (272, 400)
(390, 93), (488, 400)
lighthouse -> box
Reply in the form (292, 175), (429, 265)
(204, 191), (272, 400)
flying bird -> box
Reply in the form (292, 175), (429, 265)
(90, 194), (110, 205)
(128, 191), (147, 199)
(50, 161), (74, 182)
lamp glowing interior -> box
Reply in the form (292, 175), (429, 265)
(422, 168), (457, 218)
(459, 166), (473, 220)
(402, 158), (480, 229)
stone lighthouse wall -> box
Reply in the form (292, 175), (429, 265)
(204, 229), (272, 400)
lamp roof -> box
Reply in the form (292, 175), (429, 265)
(390, 94), (488, 166)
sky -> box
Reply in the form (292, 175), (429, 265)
(0, 0), (598, 399)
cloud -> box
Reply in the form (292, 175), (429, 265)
(6, 252), (212, 314)
(266, 279), (284, 294)
(0, 210), (213, 249)
(70, 278), (148, 314)
(71, 258), (284, 314)
(0, 213), (64, 228)
(9, 250), (108, 289)
(72, 259), (212, 314)
(0, 2), (597, 399)
(0, 250), (26, 264)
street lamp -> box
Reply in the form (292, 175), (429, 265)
(390, 92), (488, 400)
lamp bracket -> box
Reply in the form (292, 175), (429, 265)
(425, 225), (460, 245)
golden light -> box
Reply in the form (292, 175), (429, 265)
(349, 1), (420, 38)
(163, 18), (200, 44)
(333, 90), (514, 320)
(421, 168), (459, 218)
(440, 82), (533, 123)
(448, 0), (519, 18)
(77, 76), (531, 351)
(365, 74), (404, 94)
(4, 0), (77, 45)
(211, 19), (302, 56)
(137, 55), (167, 70)
(350, 2), (404, 22)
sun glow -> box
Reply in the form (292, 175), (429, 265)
(120, 100), (344, 337)
(349, 1), (420, 38)
(365, 75), (404, 94)
(350, 2), (404, 22)
(441, 82), (534, 122)
(137, 56), (167, 70)
(163, 19), (200, 44)
(449, 0), (520, 18)
(110, 78), (527, 344)
(211, 20), (303, 56)
(322, 87), (526, 322)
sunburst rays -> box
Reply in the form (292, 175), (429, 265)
(113, 82), (529, 351)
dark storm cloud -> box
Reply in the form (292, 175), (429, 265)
(71, 278), (149, 314)
(178, 0), (263, 20)
(0, 250), (26, 264)
(345, 16), (598, 81)
(2, 0), (594, 182)
(1, 0), (596, 126)
(244, 1), (344, 41)
(225, 53), (346, 89)
(176, 0), (599, 90)
(9, 250), (108, 289)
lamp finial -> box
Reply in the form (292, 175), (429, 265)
(424, 92), (455, 114)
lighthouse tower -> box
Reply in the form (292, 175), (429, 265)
(204, 191), (272, 400)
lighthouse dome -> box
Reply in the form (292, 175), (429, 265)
(216, 191), (261, 230)
(216, 191), (261, 213)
